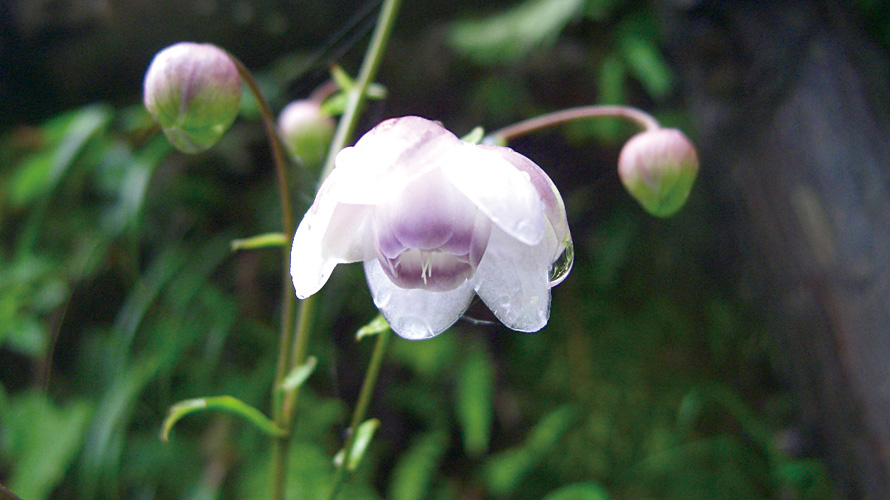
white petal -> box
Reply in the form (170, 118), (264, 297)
(441, 144), (546, 246)
(472, 227), (552, 332)
(364, 258), (476, 340)
(331, 116), (465, 205)
(476, 145), (571, 255)
(291, 166), (372, 299)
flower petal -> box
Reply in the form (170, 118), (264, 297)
(331, 116), (465, 205)
(476, 144), (570, 255)
(472, 227), (552, 332)
(291, 166), (372, 299)
(364, 258), (476, 339)
(441, 144), (546, 246)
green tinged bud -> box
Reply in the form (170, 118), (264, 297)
(143, 42), (242, 153)
(277, 100), (335, 169)
(618, 128), (699, 218)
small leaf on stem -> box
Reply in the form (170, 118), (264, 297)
(160, 395), (286, 442)
(356, 314), (390, 340)
(279, 356), (318, 393)
(230, 232), (288, 251)
(346, 418), (381, 471)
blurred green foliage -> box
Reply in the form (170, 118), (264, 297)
(0, 0), (839, 499)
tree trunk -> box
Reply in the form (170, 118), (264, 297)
(657, 1), (890, 497)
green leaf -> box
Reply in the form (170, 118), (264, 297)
(543, 483), (611, 500)
(331, 64), (355, 91)
(483, 406), (576, 496)
(615, 12), (673, 99)
(160, 395), (286, 442)
(8, 105), (112, 207)
(320, 92), (349, 117)
(346, 418), (381, 471)
(387, 431), (450, 500)
(230, 232), (289, 251)
(449, 0), (584, 64)
(460, 126), (485, 144)
(455, 343), (494, 457)
(356, 314), (391, 340)
(3, 391), (93, 500)
(279, 356), (318, 392)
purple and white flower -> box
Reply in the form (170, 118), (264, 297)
(290, 116), (572, 339)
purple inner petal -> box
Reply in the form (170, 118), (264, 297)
(372, 169), (491, 291)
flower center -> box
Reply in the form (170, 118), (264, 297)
(372, 170), (491, 291)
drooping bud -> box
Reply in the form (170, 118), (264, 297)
(277, 100), (335, 169)
(143, 42), (242, 153)
(618, 128), (699, 218)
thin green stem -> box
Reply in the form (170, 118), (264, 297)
(228, 54), (298, 500)
(326, 328), (393, 500)
(487, 105), (661, 144)
(321, 0), (404, 180)
(266, 0), (403, 497)
(280, 296), (316, 424)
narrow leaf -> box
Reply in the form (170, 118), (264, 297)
(230, 232), (288, 251)
(279, 356), (318, 392)
(388, 431), (450, 500)
(331, 65), (355, 91)
(356, 314), (390, 340)
(160, 395), (285, 442)
(455, 343), (494, 457)
(461, 126), (485, 144)
(346, 418), (381, 471)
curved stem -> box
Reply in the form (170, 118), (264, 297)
(320, 0), (403, 180)
(326, 328), (393, 500)
(487, 105), (661, 144)
(228, 54), (298, 500)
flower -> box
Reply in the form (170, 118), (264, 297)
(618, 128), (699, 218)
(143, 42), (242, 153)
(290, 116), (572, 340)
(277, 100), (335, 169)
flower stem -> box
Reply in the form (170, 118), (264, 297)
(263, 0), (403, 497)
(326, 328), (393, 500)
(487, 105), (661, 144)
(320, 0), (404, 180)
(228, 53), (299, 500)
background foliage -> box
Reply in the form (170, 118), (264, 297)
(0, 0), (847, 498)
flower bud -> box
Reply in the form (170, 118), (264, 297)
(277, 100), (335, 169)
(143, 42), (242, 153)
(618, 128), (699, 218)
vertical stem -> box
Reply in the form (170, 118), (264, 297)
(228, 54), (298, 500)
(326, 328), (393, 500)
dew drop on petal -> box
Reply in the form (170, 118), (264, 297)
(548, 239), (574, 287)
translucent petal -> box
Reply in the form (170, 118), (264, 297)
(331, 117), (465, 205)
(291, 167), (372, 299)
(441, 144), (546, 246)
(472, 227), (552, 332)
(476, 144), (570, 254)
(364, 258), (476, 340)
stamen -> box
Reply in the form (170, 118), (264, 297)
(420, 251), (433, 285)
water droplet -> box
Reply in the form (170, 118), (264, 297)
(548, 238), (574, 287)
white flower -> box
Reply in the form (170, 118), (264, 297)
(290, 116), (572, 339)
